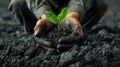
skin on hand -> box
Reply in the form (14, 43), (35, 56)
(34, 15), (53, 37)
(65, 12), (84, 37)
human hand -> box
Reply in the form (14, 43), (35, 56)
(57, 17), (84, 52)
(34, 15), (54, 37)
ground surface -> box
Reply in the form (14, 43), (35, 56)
(0, 0), (120, 67)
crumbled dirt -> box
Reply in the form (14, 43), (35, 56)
(0, 0), (120, 67)
(0, 22), (120, 67)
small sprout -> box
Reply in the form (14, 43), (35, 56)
(46, 7), (69, 32)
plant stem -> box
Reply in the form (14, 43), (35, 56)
(58, 22), (60, 32)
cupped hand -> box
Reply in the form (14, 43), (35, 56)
(34, 15), (53, 37)
(57, 17), (84, 52)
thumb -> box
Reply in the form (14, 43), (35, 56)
(34, 25), (41, 37)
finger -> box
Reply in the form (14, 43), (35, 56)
(35, 37), (55, 48)
(34, 26), (40, 37)
(58, 35), (81, 44)
(34, 26), (43, 37)
(57, 44), (73, 53)
(34, 20), (44, 37)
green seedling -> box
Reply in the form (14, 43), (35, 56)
(45, 7), (69, 32)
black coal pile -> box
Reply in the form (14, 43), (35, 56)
(0, 22), (120, 67)
(0, 0), (120, 67)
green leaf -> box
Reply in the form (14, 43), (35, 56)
(45, 11), (58, 24)
(57, 7), (69, 23)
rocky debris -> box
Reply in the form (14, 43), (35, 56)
(0, 24), (120, 67)
(0, 0), (120, 67)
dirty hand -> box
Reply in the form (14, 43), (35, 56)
(57, 12), (84, 52)
(34, 15), (53, 37)
(58, 18), (84, 43)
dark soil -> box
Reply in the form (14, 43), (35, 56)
(0, 21), (120, 67)
(0, 0), (120, 67)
